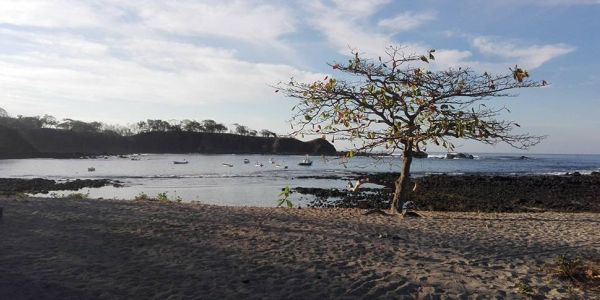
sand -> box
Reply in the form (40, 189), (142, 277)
(0, 197), (598, 299)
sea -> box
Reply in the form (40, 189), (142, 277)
(1, 153), (599, 207)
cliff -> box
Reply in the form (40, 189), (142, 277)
(0, 127), (336, 158)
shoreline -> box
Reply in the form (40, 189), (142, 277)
(1, 196), (598, 298)
(2, 172), (600, 213)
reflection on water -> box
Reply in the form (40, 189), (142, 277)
(3, 153), (600, 206)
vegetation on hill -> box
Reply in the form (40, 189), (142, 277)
(0, 109), (335, 158)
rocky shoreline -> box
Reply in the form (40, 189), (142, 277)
(296, 172), (600, 213)
(2, 173), (599, 213)
(0, 178), (121, 195)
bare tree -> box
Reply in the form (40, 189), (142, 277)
(277, 47), (546, 214)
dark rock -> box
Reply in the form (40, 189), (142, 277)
(302, 173), (600, 213)
(0, 178), (118, 195)
(411, 151), (428, 158)
(445, 152), (474, 159)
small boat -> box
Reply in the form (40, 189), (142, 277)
(255, 162), (263, 167)
(222, 163), (233, 167)
(298, 156), (312, 166)
(243, 159), (250, 164)
(173, 160), (188, 164)
(269, 158), (275, 164)
(88, 167), (96, 172)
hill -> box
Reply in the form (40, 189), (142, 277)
(0, 127), (336, 158)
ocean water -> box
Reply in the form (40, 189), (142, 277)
(1, 153), (599, 206)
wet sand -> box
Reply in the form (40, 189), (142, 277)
(0, 197), (598, 299)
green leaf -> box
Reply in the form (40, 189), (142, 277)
(348, 150), (355, 158)
(286, 200), (293, 208)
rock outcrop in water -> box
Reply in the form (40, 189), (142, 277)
(0, 178), (120, 195)
(0, 127), (336, 158)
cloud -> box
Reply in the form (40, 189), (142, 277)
(0, 28), (321, 109)
(306, 0), (426, 58)
(133, 0), (297, 44)
(0, 0), (119, 28)
(330, 0), (391, 19)
(472, 37), (575, 69)
(378, 11), (437, 32)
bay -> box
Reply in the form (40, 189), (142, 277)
(1, 153), (599, 206)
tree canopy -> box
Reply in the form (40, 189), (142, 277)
(278, 47), (546, 214)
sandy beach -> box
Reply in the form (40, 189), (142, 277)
(1, 197), (598, 299)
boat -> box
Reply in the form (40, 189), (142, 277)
(269, 158), (275, 164)
(298, 156), (313, 166)
(173, 160), (189, 164)
(222, 163), (234, 167)
(243, 159), (250, 164)
(255, 162), (263, 167)
(87, 167), (96, 172)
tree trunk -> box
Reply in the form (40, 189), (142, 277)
(389, 145), (413, 214)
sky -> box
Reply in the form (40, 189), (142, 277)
(0, 0), (598, 154)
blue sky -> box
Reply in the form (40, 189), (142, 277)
(0, 0), (598, 154)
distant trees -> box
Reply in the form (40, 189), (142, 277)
(57, 119), (103, 133)
(181, 120), (203, 132)
(0, 113), (277, 139)
(201, 119), (228, 133)
(0, 114), (59, 130)
(260, 129), (277, 138)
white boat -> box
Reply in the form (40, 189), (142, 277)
(298, 156), (312, 166)
(243, 159), (250, 164)
(222, 163), (234, 167)
(255, 162), (263, 167)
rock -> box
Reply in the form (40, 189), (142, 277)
(445, 152), (474, 159)
(411, 151), (428, 158)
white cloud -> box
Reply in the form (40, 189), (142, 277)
(0, 30), (321, 108)
(306, 0), (426, 58)
(330, 0), (391, 18)
(0, 0), (118, 28)
(472, 36), (575, 69)
(378, 11), (437, 32)
(133, 1), (296, 44)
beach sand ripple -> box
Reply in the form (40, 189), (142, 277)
(0, 197), (598, 299)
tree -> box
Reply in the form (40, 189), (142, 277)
(260, 129), (277, 138)
(202, 119), (228, 133)
(57, 119), (103, 133)
(232, 123), (250, 135)
(278, 47), (545, 214)
(181, 119), (204, 132)
(40, 114), (58, 128)
(0, 107), (8, 118)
